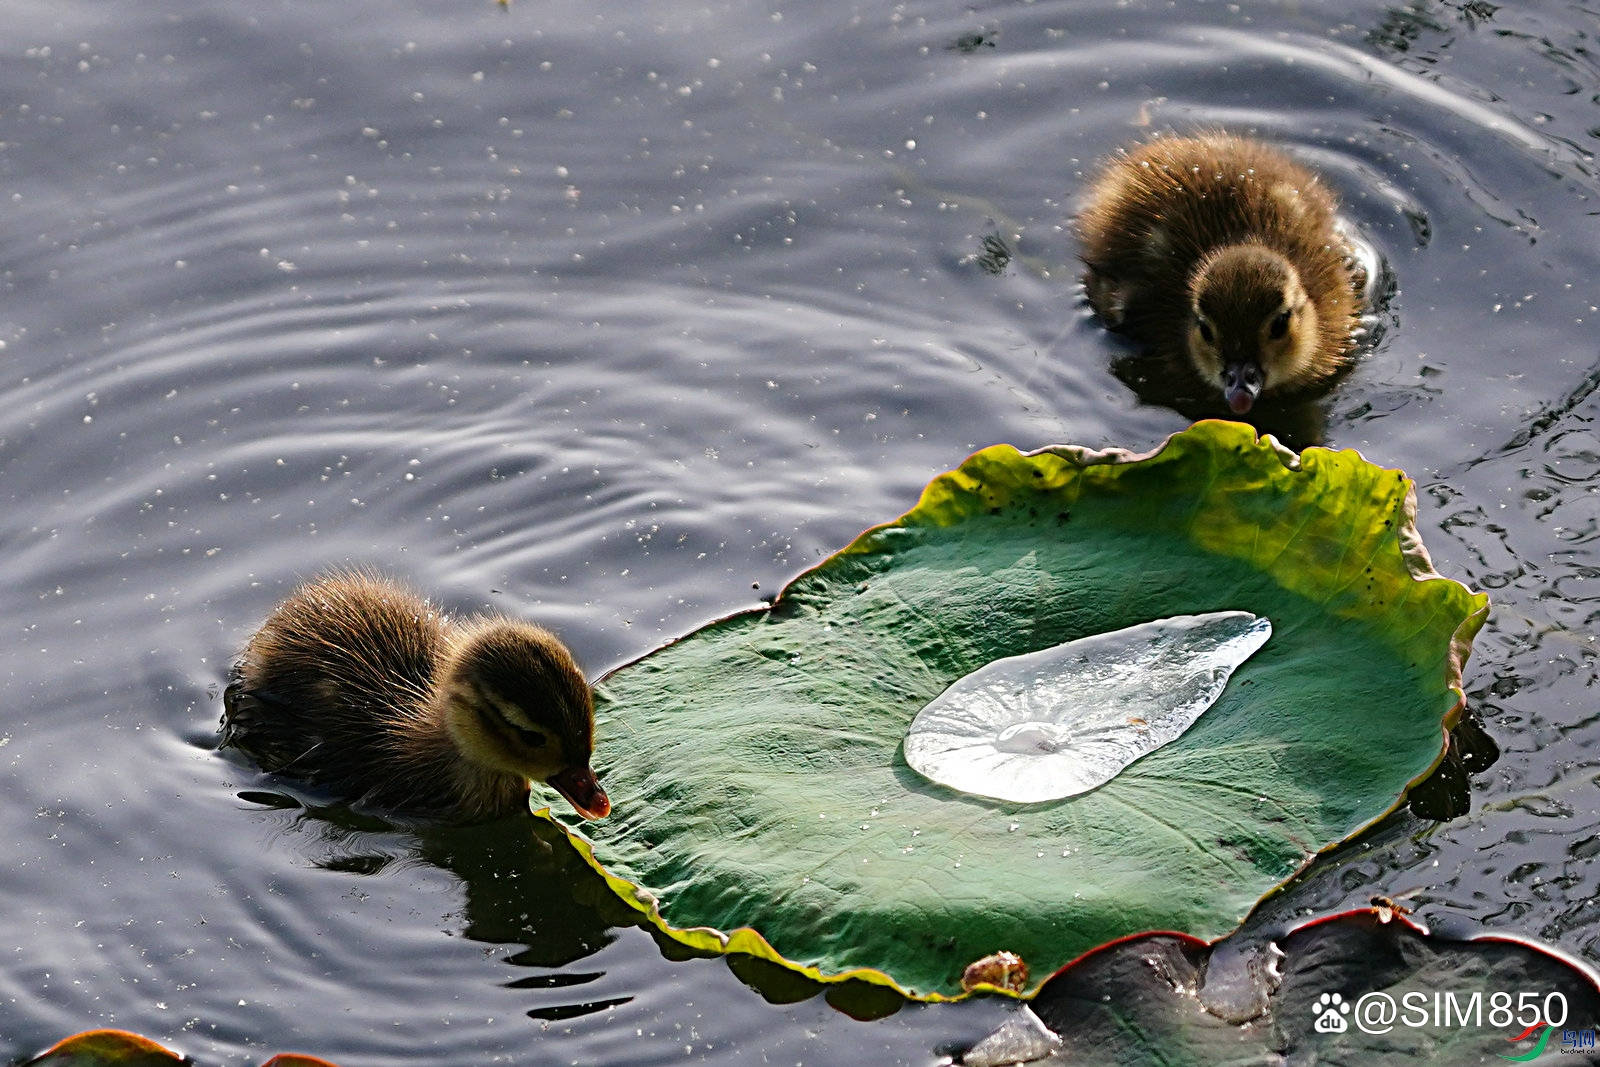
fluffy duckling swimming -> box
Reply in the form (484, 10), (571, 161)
(1078, 133), (1362, 413)
(222, 570), (609, 822)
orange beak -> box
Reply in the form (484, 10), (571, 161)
(546, 765), (610, 819)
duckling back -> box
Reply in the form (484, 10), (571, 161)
(223, 572), (451, 810)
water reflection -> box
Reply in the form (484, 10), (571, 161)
(1110, 348), (1339, 450)
(417, 818), (639, 1021)
(1407, 710), (1502, 821)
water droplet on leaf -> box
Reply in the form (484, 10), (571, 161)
(904, 612), (1271, 803)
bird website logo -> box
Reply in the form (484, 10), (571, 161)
(1500, 1022), (1597, 1060)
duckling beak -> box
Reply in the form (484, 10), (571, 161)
(1223, 362), (1263, 415)
(547, 765), (611, 819)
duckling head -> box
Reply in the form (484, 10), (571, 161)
(436, 621), (611, 819)
(1185, 244), (1321, 414)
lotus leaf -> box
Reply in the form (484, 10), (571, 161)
(545, 421), (1489, 998)
(23, 1030), (181, 1067)
(23, 1029), (338, 1067)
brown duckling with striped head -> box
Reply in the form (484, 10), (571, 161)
(223, 570), (609, 822)
(1078, 133), (1362, 414)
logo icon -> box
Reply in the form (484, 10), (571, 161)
(1500, 1022), (1555, 1061)
(1313, 991), (1350, 1034)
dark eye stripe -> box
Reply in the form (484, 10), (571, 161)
(470, 694), (548, 751)
(510, 724), (547, 748)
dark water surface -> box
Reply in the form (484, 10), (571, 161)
(2, 0), (1597, 1063)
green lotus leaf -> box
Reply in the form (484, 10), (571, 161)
(544, 421), (1489, 1000)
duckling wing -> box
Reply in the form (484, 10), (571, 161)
(220, 680), (338, 780)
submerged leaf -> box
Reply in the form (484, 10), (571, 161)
(24, 1031), (340, 1067)
(544, 422), (1489, 998)
(983, 908), (1600, 1064)
(904, 611), (1271, 803)
(24, 1030), (182, 1067)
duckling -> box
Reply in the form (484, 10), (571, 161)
(221, 570), (609, 822)
(1078, 133), (1362, 413)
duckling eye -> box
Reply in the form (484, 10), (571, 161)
(1268, 309), (1291, 339)
(1197, 319), (1216, 345)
